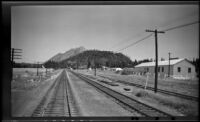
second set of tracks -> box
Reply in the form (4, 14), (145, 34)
(97, 74), (198, 101)
(30, 69), (191, 118)
(70, 70), (174, 118)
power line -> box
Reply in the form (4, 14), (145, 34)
(157, 12), (199, 30)
(110, 31), (144, 49)
(162, 20), (199, 32)
(113, 12), (198, 51)
(111, 12), (198, 52)
(116, 20), (199, 52)
(116, 33), (153, 52)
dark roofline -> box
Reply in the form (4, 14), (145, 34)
(176, 58), (195, 66)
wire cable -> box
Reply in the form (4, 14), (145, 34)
(114, 18), (199, 53)
(116, 33), (153, 52)
(116, 21), (198, 52)
(157, 11), (199, 30)
(162, 20), (199, 32)
(110, 30), (145, 50)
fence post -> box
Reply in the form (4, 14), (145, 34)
(145, 73), (149, 90)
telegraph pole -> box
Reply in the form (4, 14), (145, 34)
(11, 48), (22, 81)
(146, 29), (165, 93)
(168, 52), (171, 77)
(95, 65), (96, 76)
(11, 48), (22, 66)
(94, 58), (97, 76)
(37, 62), (39, 76)
(76, 60), (79, 72)
(11, 48), (14, 66)
(46, 68), (47, 75)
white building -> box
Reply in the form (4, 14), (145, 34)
(115, 68), (123, 71)
(110, 67), (123, 71)
(134, 58), (196, 79)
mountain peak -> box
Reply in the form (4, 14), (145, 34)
(46, 46), (86, 62)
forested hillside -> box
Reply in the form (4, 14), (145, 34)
(44, 50), (134, 69)
(46, 46), (86, 63)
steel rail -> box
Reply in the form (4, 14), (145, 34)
(31, 71), (63, 117)
(97, 74), (198, 101)
(70, 71), (174, 118)
(32, 70), (78, 117)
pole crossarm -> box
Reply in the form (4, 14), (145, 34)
(13, 51), (22, 53)
(12, 48), (22, 50)
(11, 48), (23, 63)
(11, 48), (23, 82)
(146, 29), (165, 33)
(13, 54), (22, 57)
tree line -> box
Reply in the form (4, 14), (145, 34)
(43, 50), (159, 69)
(44, 50), (135, 69)
(190, 58), (199, 77)
(12, 62), (43, 68)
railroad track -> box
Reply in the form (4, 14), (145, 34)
(97, 74), (198, 101)
(70, 70), (174, 118)
(32, 70), (79, 117)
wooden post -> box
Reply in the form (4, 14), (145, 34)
(168, 52), (171, 77)
(146, 29), (165, 93)
(145, 73), (149, 90)
(37, 62), (39, 76)
(11, 48), (14, 67)
(11, 48), (14, 81)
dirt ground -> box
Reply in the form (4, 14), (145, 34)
(96, 70), (199, 97)
(67, 71), (139, 116)
(76, 69), (199, 116)
(11, 68), (198, 117)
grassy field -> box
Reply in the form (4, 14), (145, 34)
(77, 69), (198, 97)
(76, 69), (199, 116)
(11, 68), (62, 116)
(12, 68), (58, 90)
(13, 68), (54, 74)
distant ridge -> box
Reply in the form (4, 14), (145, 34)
(60, 50), (134, 68)
(46, 46), (86, 62)
(44, 48), (134, 68)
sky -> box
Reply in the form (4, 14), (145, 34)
(11, 5), (199, 63)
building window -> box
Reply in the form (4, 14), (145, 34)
(158, 67), (160, 72)
(188, 68), (191, 73)
(147, 68), (149, 72)
(162, 67), (164, 72)
(178, 67), (181, 73)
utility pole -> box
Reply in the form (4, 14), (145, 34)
(76, 60), (79, 72)
(168, 52), (171, 77)
(95, 65), (96, 76)
(94, 58), (96, 76)
(37, 62), (39, 76)
(11, 48), (22, 66)
(46, 68), (47, 75)
(146, 29), (165, 93)
(11, 48), (14, 66)
(11, 48), (22, 81)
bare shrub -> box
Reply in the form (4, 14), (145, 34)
(135, 90), (148, 97)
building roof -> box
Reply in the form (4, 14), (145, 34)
(135, 58), (185, 67)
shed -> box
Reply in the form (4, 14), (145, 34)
(134, 58), (196, 79)
(115, 68), (123, 71)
